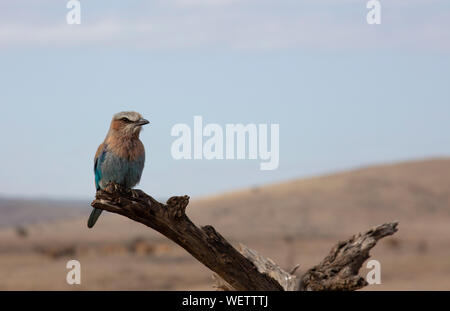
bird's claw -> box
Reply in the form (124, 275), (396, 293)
(130, 189), (140, 198)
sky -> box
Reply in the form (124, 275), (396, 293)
(0, 0), (449, 200)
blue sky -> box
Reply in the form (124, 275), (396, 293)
(0, 1), (449, 200)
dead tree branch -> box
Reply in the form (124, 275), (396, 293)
(91, 183), (398, 291)
(91, 183), (283, 291)
(299, 222), (398, 291)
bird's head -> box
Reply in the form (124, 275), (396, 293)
(109, 111), (150, 138)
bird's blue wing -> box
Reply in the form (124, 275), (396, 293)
(94, 147), (107, 190)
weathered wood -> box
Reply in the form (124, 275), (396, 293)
(91, 183), (399, 291)
(213, 244), (298, 291)
(299, 222), (399, 291)
(91, 183), (283, 291)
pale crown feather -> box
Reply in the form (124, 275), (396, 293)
(113, 111), (143, 122)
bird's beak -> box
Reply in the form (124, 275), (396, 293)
(136, 118), (150, 126)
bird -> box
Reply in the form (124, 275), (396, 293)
(88, 111), (149, 228)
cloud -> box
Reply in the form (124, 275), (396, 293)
(170, 0), (240, 6)
(0, 0), (449, 52)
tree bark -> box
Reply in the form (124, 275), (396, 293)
(299, 222), (398, 291)
(91, 183), (398, 291)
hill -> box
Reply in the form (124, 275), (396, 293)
(0, 198), (86, 228)
(0, 158), (449, 290)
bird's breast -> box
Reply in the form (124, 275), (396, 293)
(98, 147), (145, 189)
(105, 136), (145, 162)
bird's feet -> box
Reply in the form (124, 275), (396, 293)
(104, 182), (127, 194)
(130, 189), (141, 199)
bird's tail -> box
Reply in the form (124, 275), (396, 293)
(87, 208), (103, 228)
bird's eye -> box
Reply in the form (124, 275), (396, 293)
(121, 117), (131, 122)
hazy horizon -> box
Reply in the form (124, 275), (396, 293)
(1, 156), (449, 201)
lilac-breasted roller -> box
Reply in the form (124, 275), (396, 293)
(88, 111), (149, 228)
